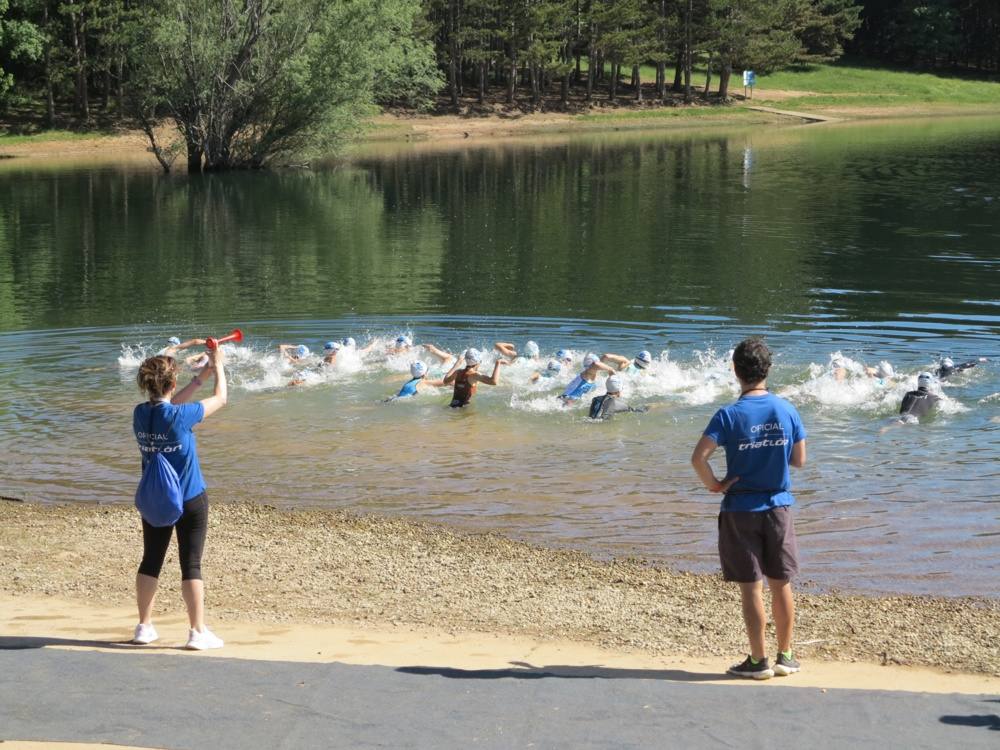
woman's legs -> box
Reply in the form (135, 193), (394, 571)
(137, 521), (173, 624)
(175, 494), (209, 631)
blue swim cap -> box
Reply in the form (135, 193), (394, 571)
(556, 349), (571, 361)
(342, 337), (356, 348)
(546, 359), (562, 373)
(634, 350), (652, 369)
(296, 345), (310, 358)
(324, 341), (341, 351)
(396, 335), (412, 347)
(167, 337), (181, 346)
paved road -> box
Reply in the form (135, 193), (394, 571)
(2, 646), (997, 749)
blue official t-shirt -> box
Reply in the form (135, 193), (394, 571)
(703, 393), (806, 513)
(133, 401), (206, 502)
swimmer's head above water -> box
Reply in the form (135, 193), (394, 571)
(524, 341), (540, 358)
(582, 352), (599, 369)
(410, 361), (428, 378)
(465, 348), (483, 367)
(296, 345), (310, 358)
(341, 337), (356, 348)
(167, 336), (181, 347)
(546, 359), (562, 374)
(556, 349), (572, 363)
(395, 335), (412, 348)
(606, 375), (623, 395)
(917, 372), (933, 389)
(875, 361), (894, 379)
(634, 350), (652, 369)
(941, 357), (955, 369)
(324, 341), (342, 352)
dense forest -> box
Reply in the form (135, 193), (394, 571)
(0, 0), (996, 170)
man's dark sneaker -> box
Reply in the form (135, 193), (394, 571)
(727, 655), (774, 680)
(773, 652), (801, 676)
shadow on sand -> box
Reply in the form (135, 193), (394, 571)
(397, 661), (728, 683)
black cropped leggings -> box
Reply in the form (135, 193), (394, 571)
(138, 492), (208, 581)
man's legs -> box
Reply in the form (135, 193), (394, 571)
(738, 580), (767, 661)
(768, 577), (795, 654)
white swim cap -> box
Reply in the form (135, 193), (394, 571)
(917, 372), (932, 388)
(324, 341), (341, 352)
(410, 361), (427, 378)
(396, 335), (412, 347)
(832, 356), (846, 369)
(606, 375), (622, 394)
(546, 359), (562, 373)
(524, 341), (540, 358)
(876, 361), (894, 379)
(556, 349), (571, 362)
(942, 357), (954, 368)
(465, 348), (482, 365)
(583, 352), (599, 368)
(296, 345), (310, 358)
(342, 337), (356, 348)
(635, 350), (652, 369)
(167, 336), (181, 346)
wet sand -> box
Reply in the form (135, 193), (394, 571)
(1, 501), (997, 678)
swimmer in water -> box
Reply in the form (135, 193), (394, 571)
(158, 336), (206, 357)
(935, 356), (986, 379)
(322, 341), (342, 365)
(341, 337), (357, 349)
(494, 341), (540, 361)
(864, 361), (894, 382)
(279, 344), (311, 362)
(588, 375), (650, 420)
(881, 372), (939, 432)
(831, 356), (848, 383)
(559, 352), (616, 404)
(530, 359), (563, 383)
(386, 361), (447, 401)
(443, 348), (508, 408)
(602, 350), (653, 374)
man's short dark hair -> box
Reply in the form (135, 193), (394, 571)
(733, 338), (771, 384)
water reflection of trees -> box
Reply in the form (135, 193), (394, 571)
(0, 168), (446, 329)
(361, 134), (827, 327)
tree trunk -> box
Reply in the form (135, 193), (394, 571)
(529, 64), (540, 106)
(703, 54), (712, 96)
(43, 2), (55, 127)
(672, 49), (683, 91)
(633, 65), (641, 101)
(478, 61), (487, 104)
(187, 142), (203, 174)
(609, 62), (618, 101)
(507, 55), (517, 104)
(574, 53), (581, 85)
(718, 62), (731, 101)
(447, 1), (459, 106)
(586, 44), (594, 100)
(69, 2), (90, 121)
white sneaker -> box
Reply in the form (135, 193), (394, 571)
(133, 623), (159, 645)
(185, 627), (224, 650)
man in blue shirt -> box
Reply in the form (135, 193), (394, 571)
(691, 338), (807, 680)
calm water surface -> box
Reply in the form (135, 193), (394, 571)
(1, 117), (998, 597)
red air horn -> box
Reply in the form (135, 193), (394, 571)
(205, 328), (243, 350)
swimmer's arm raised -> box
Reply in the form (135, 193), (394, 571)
(442, 356), (464, 385)
(690, 436), (739, 493)
(475, 359), (509, 386)
(601, 353), (630, 370)
(423, 343), (453, 363)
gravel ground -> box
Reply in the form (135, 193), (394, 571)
(1, 500), (997, 675)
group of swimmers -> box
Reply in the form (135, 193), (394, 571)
(156, 333), (987, 424)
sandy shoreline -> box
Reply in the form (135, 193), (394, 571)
(2, 99), (998, 162)
(1, 501), (997, 679)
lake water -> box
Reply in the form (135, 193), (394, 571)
(1, 116), (998, 597)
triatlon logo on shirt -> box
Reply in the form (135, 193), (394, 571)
(738, 422), (789, 451)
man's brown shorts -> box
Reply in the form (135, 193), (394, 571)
(718, 506), (799, 583)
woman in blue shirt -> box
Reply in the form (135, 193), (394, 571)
(132, 347), (228, 650)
